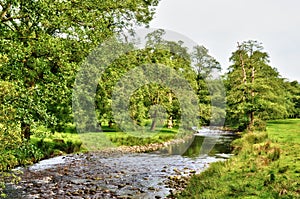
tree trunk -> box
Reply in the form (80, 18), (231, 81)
(167, 92), (173, 128)
(250, 112), (254, 129)
(167, 116), (173, 129)
(21, 122), (31, 140)
(247, 112), (255, 131)
(238, 42), (255, 131)
(108, 120), (113, 128)
(150, 110), (157, 131)
(248, 65), (255, 131)
(238, 43), (247, 85)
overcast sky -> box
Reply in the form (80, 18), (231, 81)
(149, 0), (300, 81)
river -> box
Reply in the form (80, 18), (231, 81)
(4, 128), (238, 199)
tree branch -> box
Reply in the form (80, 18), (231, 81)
(237, 42), (247, 85)
(2, 21), (15, 31)
(9, 19), (20, 32)
(1, 3), (11, 20)
(1, 14), (27, 22)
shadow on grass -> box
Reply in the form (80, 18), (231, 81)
(267, 119), (300, 125)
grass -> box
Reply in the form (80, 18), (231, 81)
(177, 119), (300, 199)
(74, 127), (177, 151)
(31, 125), (178, 153)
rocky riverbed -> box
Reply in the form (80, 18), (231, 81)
(3, 130), (238, 199)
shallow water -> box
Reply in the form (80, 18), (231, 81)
(5, 129), (238, 199)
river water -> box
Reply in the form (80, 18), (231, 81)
(4, 128), (238, 199)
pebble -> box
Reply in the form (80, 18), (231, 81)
(3, 133), (233, 199)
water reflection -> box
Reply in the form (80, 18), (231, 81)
(156, 133), (239, 158)
(183, 135), (238, 158)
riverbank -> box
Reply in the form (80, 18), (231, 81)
(176, 119), (300, 198)
(29, 126), (180, 156)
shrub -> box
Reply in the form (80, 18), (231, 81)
(13, 142), (44, 166)
(35, 138), (82, 158)
(254, 119), (267, 131)
(244, 132), (268, 144)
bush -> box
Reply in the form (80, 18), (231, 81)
(244, 132), (268, 144)
(231, 132), (268, 154)
(13, 142), (44, 166)
(35, 138), (82, 158)
(254, 119), (267, 131)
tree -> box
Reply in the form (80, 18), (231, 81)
(94, 29), (198, 132)
(191, 45), (222, 125)
(0, 57), (22, 196)
(143, 30), (197, 130)
(285, 80), (300, 118)
(95, 30), (195, 131)
(0, 56), (22, 170)
(226, 40), (290, 131)
(0, 0), (160, 139)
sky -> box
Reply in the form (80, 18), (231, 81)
(149, 0), (300, 82)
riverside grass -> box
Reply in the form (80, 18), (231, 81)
(177, 119), (300, 199)
(31, 125), (178, 154)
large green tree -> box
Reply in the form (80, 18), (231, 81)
(0, 0), (160, 139)
(226, 40), (290, 131)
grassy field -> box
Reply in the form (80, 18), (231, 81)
(30, 125), (178, 154)
(177, 119), (300, 199)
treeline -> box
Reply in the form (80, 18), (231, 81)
(76, 33), (299, 134)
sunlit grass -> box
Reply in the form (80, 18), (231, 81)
(267, 119), (300, 144)
(79, 127), (178, 151)
(31, 125), (179, 152)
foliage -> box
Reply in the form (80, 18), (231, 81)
(225, 40), (291, 131)
(93, 29), (227, 134)
(95, 29), (198, 132)
(34, 139), (82, 157)
(0, 0), (160, 139)
(192, 45), (223, 125)
(0, 80), (31, 170)
(284, 80), (300, 118)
